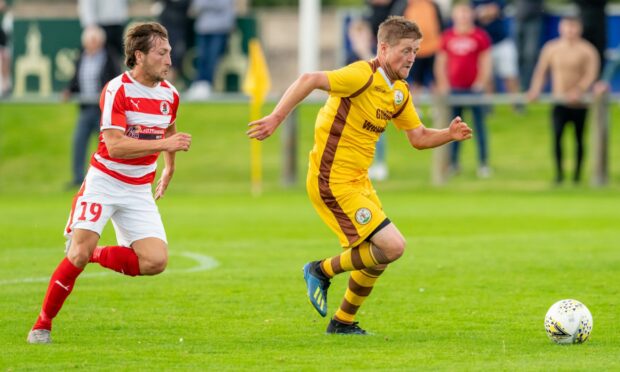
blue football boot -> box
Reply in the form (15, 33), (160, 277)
(302, 261), (331, 317)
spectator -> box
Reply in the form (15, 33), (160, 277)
(368, 0), (408, 36)
(185, 0), (235, 100)
(527, 16), (599, 185)
(346, 17), (374, 65)
(575, 0), (607, 75)
(403, 0), (443, 92)
(470, 0), (520, 98)
(156, 0), (191, 87)
(63, 26), (120, 188)
(434, 0), (453, 22)
(513, 0), (544, 91)
(435, 2), (492, 178)
(78, 0), (128, 62)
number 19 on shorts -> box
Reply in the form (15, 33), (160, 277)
(77, 202), (102, 222)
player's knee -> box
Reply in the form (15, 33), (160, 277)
(141, 256), (168, 275)
(67, 250), (90, 268)
(133, 239), (168, 275)
(385, 236), (406, 262)
(67, 243), (94, 268)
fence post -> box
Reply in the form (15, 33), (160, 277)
(431, 94), (451, 186)
(591, 91), (609, 187)
(281, 107), (298, 186)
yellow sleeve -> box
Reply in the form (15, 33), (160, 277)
(392, 91), (422, 130)
(326, 61), (373, 97)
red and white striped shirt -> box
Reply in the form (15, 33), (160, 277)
(91, 72), (180, 185)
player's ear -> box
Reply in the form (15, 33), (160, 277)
(378, 41), (388, 56)
(135, 50), (143, 65)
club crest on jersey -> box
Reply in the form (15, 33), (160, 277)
(394, 90), (404, 105)
(355, 208), (372, 225)
(160, 101), (171, 115)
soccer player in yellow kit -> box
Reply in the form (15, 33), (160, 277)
(247, 16), (472, 334)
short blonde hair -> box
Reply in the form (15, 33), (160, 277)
(377, 16), (423, 46)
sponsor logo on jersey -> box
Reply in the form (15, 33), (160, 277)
(374, 86), (387, 93)
(126, 125), (140, 139)
(376, 108), (393, 120)
(394, 90), (404, 105)
(355, 208), (372, 225)
(363, 120), (386, 133)
(126, 125), (165, 140)
(160, 101), (171, 115)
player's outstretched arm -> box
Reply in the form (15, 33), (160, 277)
(155, 123), (180, 200)
(247, 72), (330, 141)
(103, 128), (191, 159)
(405, 116), (472, 150)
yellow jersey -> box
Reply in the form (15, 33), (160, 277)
(308, 59), (422, 184)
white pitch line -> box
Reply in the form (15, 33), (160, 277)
(0, 251), (219, 286)
(166, 251), (219, 273)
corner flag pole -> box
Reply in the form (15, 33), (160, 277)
(243, 39), (271, 196)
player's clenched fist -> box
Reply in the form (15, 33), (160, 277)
(164, 132), (192, 152)
(448, 116), (473, 141)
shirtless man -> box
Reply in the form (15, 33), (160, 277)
(527, 16), (599, 184)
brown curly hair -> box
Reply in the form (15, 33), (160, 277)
(124, 22), (169, 69)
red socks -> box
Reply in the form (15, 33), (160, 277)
(32, 247), (141, 331)
(90, 246), (141, 277)
(32, 257), (83, 331)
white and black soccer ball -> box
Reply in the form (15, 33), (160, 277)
(544, 299), (593, 344)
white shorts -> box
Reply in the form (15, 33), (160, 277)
(491, 38), (518, 79)
(64, 167), (167, 248)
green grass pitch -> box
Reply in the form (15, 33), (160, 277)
(1, 101), (620, 370)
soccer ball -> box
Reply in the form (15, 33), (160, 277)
(544, 299), (593, 344)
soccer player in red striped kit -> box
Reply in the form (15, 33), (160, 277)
(27, 22), (192, 344)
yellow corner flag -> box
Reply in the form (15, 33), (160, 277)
(243, 38), (271, 196)
(243, 39), (272, 105)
